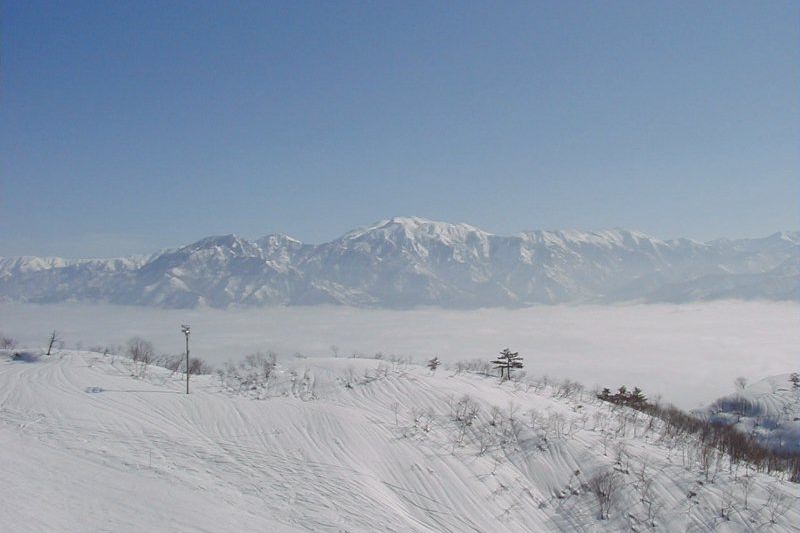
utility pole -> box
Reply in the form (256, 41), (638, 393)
(181, 325), (191, 394)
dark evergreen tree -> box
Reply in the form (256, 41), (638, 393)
(491, 348), (523, 381)
(628, 387), (647, 409)
(612, 385), (627, 404)
(427, 356), (441, 373)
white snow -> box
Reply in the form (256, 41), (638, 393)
(1, 350), (797, 532)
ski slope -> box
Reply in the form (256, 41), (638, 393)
(1, 350), (797, 532)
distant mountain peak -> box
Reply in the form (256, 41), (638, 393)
(1, 219), (797, 308)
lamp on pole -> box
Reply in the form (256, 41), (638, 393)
(181, 325), (190, 394)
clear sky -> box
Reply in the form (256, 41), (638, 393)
(2, 1), (798, 258)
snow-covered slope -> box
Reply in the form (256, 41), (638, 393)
(1, 218), (797, 308)
(697, 374), (800, 453)
(1, 349), (798, 532)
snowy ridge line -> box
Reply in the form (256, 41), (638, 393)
(1, 218), (798, 308)
(1, 347), (798, 532)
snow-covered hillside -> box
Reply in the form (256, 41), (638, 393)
(1, 349), (797, 532)
(1, 217), (797, 308)
(697, 374), (800, 453)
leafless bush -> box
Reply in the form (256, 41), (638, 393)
(187, 357), (212, 374)
(218, 351), (277, 392)
(449, 395), (480, 450)
(763, 486), (791, 524)
(698, 442), (717, 482)
(452, 358), (492, 376)
(614, 441), (630, 473)
(0, 333), (17, 349)
(450, 395), (480, 424)
(547, 412), (567, 439)
(411, 407), (434, 433)
(342, 366), (357, 389)
(127, 337), (154, 364)
(635, 463), (661, 526)
(476, 427), (497, 456)
(555, 379), (583, 400)
(126, 337), (155, 377)
(589, 468), (622, 519)
(719, 485), (736, 521)
(488, 405), (502, 427)
(737, 473), (754, 509)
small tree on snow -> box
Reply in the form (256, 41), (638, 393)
(427, 356), (440, 373)
(492, 348), (523, 381)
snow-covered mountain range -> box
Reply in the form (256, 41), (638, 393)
(1, 217), (797, 308)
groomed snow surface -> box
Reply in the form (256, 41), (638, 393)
(1, 350), (797, 532)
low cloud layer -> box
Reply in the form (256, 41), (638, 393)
(2, 301), (797, 409)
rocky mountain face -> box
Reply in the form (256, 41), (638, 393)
(1, 217), (797, 308)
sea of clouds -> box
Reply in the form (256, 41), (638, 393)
(2, 301), (797, 409)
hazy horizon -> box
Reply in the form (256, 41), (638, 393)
(2, 300), (797, 410)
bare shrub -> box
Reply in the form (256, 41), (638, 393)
(737, 473), (754, 509)
(126, 337), (155, 377)
(127, 337), (155, 364)
(188, 357), (212, 375)
(763, 486), (791, 525)
(589, 468), (622, 519)
(218, 351), (277, 393)
(0, 334), (17, 349)
(450, 395), (480, 449)
(342, 366), (357, 389)
(719, 485), (735, 520)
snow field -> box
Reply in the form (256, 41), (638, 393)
(1, 350), (798, 532)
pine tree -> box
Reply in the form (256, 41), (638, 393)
(629, 387), (647, 409)
(427, 356), (440, 373)
(612, 385), (627, 405)
(491, 348), (523, 381)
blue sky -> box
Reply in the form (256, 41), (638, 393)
(2, 1), (797, 257)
